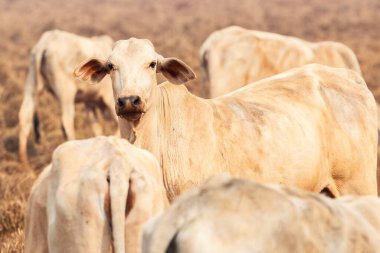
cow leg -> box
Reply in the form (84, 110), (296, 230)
(18, 84), (37, 169)
(18, 47), (45, 170)
(59, 90), (76, 140)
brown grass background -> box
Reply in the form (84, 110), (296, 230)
(1, 0), (380, 251)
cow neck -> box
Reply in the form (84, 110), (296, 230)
(135, 82), (188, 200)
(157, 83), (194, 200)
(119, 82), (191, 200)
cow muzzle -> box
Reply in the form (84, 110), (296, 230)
(116, 96), (145, 121)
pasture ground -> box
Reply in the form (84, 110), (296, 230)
(1, 0), (379, 251)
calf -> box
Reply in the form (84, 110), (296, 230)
(19, 30), (117, 169)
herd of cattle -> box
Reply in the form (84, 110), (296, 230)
(20, 26), (380, 252)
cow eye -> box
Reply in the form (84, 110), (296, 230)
(149, 61), (156, 69)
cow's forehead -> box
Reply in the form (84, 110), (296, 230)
(111, 38), (156, 62)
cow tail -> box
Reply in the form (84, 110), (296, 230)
(33, 111), (40, 143)
(30, 47), (46, 142)
(199, 48), (211, 98)
(200, 48), (210, 83)
(109, 163), (129, 253)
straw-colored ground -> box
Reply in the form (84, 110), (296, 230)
(1, 0), (379, 251)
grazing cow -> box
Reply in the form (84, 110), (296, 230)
(142, 175), (380, 253)
(74, 38), (378, 200)
(24, 136), (168, 253)
(19, 29), (117, 169)
(200, 26), (362, 97)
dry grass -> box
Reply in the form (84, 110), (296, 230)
(1, 0), (379, 252)
(0, 229), (24, 253)
(0, 169), (34, 253)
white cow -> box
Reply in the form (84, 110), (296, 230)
(75, 38), (378, 199)
(200, 26), (362, 97)
(19, 30), (117, 169)
(143, 175), (380, 253)
(24, 136), (168, 253)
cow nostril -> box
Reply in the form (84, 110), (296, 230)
(130, 96), (141, 107)
(117, 97), (126, 107)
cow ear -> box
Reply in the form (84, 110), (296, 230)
(157, 57), (196, 84)
(74, 58), (111, 83)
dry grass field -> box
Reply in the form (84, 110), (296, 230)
(0, 0), (379, 251)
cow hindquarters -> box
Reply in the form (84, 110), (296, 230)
(24, 165), (51, 253)
(49, 171), (112, 253)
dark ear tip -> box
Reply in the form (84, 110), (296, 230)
(187, 71), (196, 81)
(73, 68), (81, 77)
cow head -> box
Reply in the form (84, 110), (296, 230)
(74, 38), (195, 122)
